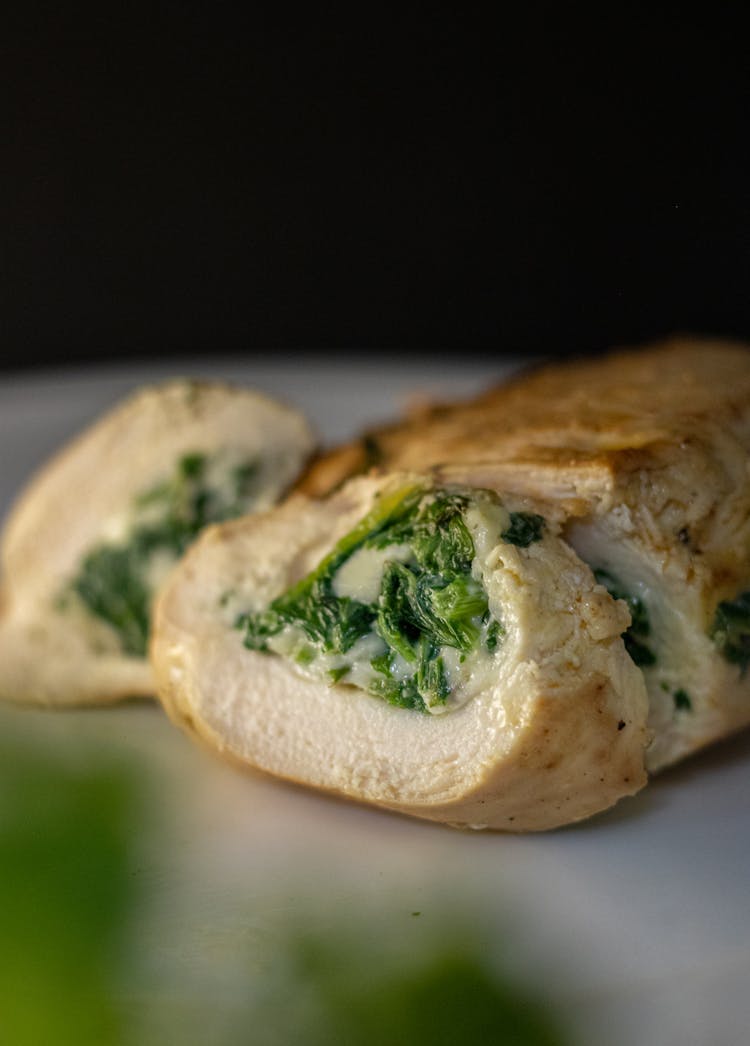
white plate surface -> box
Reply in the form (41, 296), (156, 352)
(1, 358), (749, 1046)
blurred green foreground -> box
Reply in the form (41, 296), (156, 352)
(0, 719), (568, 1046)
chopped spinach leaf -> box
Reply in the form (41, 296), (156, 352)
(232, 460), (259, 497)
(179, 452), (206, 479)
(673, 688), (692, 711)
(429, 575), (488, 626)
(409, 574), (483, 652)
(376, 562), (420, 663)
(274, 484), (424, 619)
(69, 451), (264, 655)
(375, 567), (484, 662)
(239, 486), (504, 713)
(331, 597), (377, 654)
(415, 637), (450, 708)
(501, 512), (545, 548)
(294, 645), (317, 667)
(710, 591), (750, 674)
(133, 480), (172, 509)
(408, 496), (475, 574)
(622, 633), (657, 668)
(268, 579), (376, 655)
(72, 545), (151, 657)
(594, 568), (657, 668)
(594, 570), (650, 637)
(237, 608), (278, 651)
(368, 671), (426, 712)
(484, 617), (505, 654)
(370, 652), (392, 676)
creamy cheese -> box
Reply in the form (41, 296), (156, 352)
(332, 544), (413, 603)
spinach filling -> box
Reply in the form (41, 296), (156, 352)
(500, 512), (545, 548)
(238, 485), (519, 713)
(710, 591), (750, 674)
(593, 568), (656, 667)
(673, 688), (692, 711)
(70, 452), (261, 657)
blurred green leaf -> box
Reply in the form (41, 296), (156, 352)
(0, 740), (141, 1046)
(245, 917), (568, 1046)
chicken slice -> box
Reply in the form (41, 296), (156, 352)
(0, 379), (315, 705)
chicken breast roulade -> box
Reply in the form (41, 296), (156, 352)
(152, 474), (649, 831)
(0, 379), (315, 706)
(299, 339), (750, 772)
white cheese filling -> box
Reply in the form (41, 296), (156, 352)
(332, 544), (414, 603)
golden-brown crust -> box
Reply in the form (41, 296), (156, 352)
(294, 442), (374, 498)
(297, 338), (750, 497)
(295, 338), (750, 600)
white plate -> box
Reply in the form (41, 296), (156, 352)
(1, 358), (749, 1046)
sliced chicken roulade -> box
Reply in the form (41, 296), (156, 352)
(299, 339), (750, 772)
(0, 379), (315, 706)
(152, 474), (649, 831)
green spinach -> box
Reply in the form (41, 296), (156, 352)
(501, 512), (545, 548)
(711, 591), (750, 674)
(594, 568), (657, 668)
(70, 452), (260, 656)
(673, 688), (692, 711)
(239, 486), (507, 713)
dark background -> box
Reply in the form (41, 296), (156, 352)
(3, 10), (749, 372)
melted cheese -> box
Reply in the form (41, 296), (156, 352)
(332, 544), (413, 603)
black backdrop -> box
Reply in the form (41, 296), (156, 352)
(3, 10), (749, 371)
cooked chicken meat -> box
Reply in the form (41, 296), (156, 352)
(0, 379), (315, 705)
(152, 474), (649, 831)
(299, 339), (750, 771)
